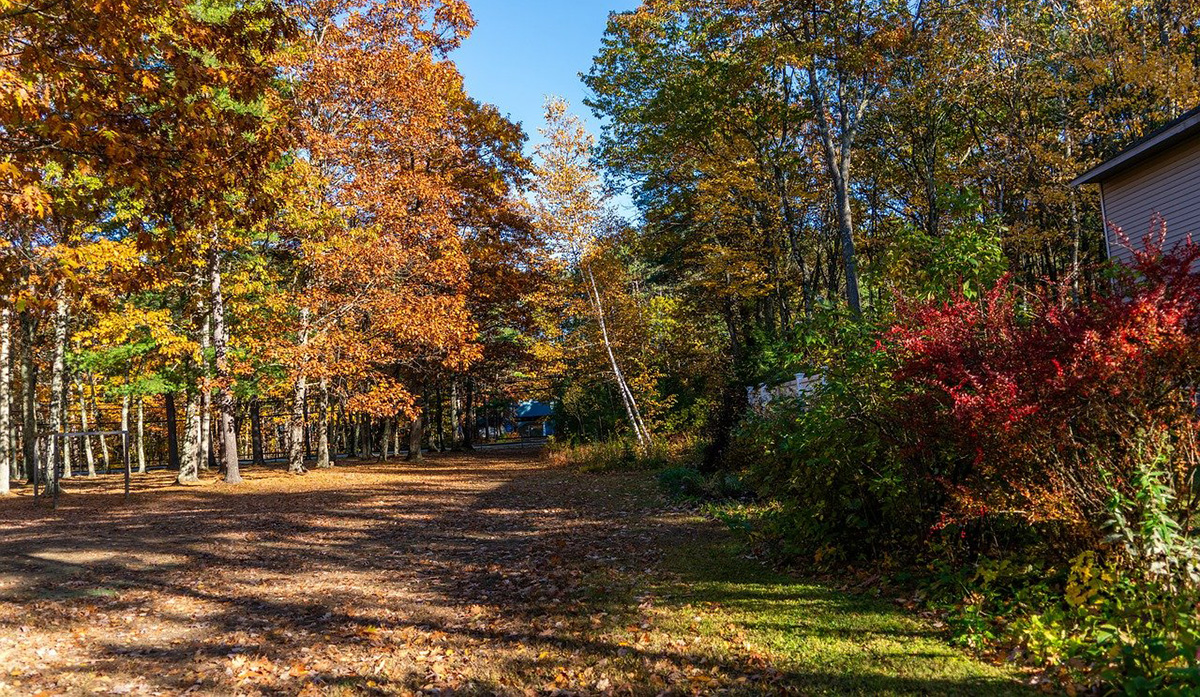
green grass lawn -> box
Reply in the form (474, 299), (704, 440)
(649, 516), (1036, 696)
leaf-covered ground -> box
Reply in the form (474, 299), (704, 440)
(0, 446), (1033, 696)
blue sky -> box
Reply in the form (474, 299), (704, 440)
(453, 0), (642, 147)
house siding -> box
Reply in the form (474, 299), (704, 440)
(1102, 132), (1200, 264)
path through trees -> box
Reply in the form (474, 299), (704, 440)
(0, 447), (1030, 696)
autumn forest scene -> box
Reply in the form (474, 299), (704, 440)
(2, 0), (1200, 694)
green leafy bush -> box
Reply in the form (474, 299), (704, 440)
(734, 308), (937, 562)
(658, 466), (705, 497)
(658, 466), (749, 501)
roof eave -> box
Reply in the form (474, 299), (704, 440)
(1071, 108), (1200, 187)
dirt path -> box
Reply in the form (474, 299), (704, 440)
(0, 447), (1030, 696)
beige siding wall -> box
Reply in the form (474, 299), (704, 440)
(1103, 133), (1200, 264)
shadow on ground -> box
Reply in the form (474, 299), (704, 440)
(0, 447), (1033, 695)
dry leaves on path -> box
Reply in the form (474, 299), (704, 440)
(0, 446), (779, 696)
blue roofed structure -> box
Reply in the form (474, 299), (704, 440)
(514, 400), (556, 437)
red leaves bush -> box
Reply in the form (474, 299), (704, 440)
(888, 221), (1200, 546)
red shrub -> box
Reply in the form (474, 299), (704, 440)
(888, 220), (1200, 542)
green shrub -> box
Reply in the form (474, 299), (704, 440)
(930, 552), (1200, 695)
(734, 308), (937, 562)
(658, 466), (705, 497)
(657, 467), (749, 501)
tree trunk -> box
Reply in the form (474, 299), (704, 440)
(805, 66), (863, 314)
(461, 378), (474, 451)
(91, 374), (111, 473)
(77, 376), (96, 476)
(178, 389), (201, 484)
(380, 418), (392, 461)
(833, 175), (861, 314)
(8, 369), (18, 483)
(346, 406), (357, 458)
(304, 398), (312, 460)
(136, 398), (146, 473)
(0, 309), (10, 495)
(436, 384), (446, 451)
(199, 399), (212, 470)
(119, 393), (130, 477)
(165, 393), (180, 471)
(60, 365), (73, 479)
(451, 381), (464, 450)
(250, 401), (266, 467)
(46, 291), (69, 493)
(586, 267), (650, 446)
(20, 309), (37, 483)
(288, 310), (310, 474)
(199, 301), (213, 472)
(209, 236), (242, 484)
(407, 406), (423, 462)
(316, 379), (331, 469)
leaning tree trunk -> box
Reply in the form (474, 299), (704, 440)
(288, 309), (310, 475)
(209, 236), (241, 483)
(178, 389), (202, 484)
(316, 379), (331, 469)
(586, 267), (649, 446)
(0, 308), (10, 495)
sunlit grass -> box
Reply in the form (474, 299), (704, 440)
(651, 521), (1036, 696)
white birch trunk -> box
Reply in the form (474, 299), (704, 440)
(199, 305), (212, 471)
(118, 392), (130, 478)
(288, 308), (310, 474)
(0, 309), (10, 495)
(136, 398), (146, 474)
(46, 291), (69, 492)
(587, 268), (649, 446)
